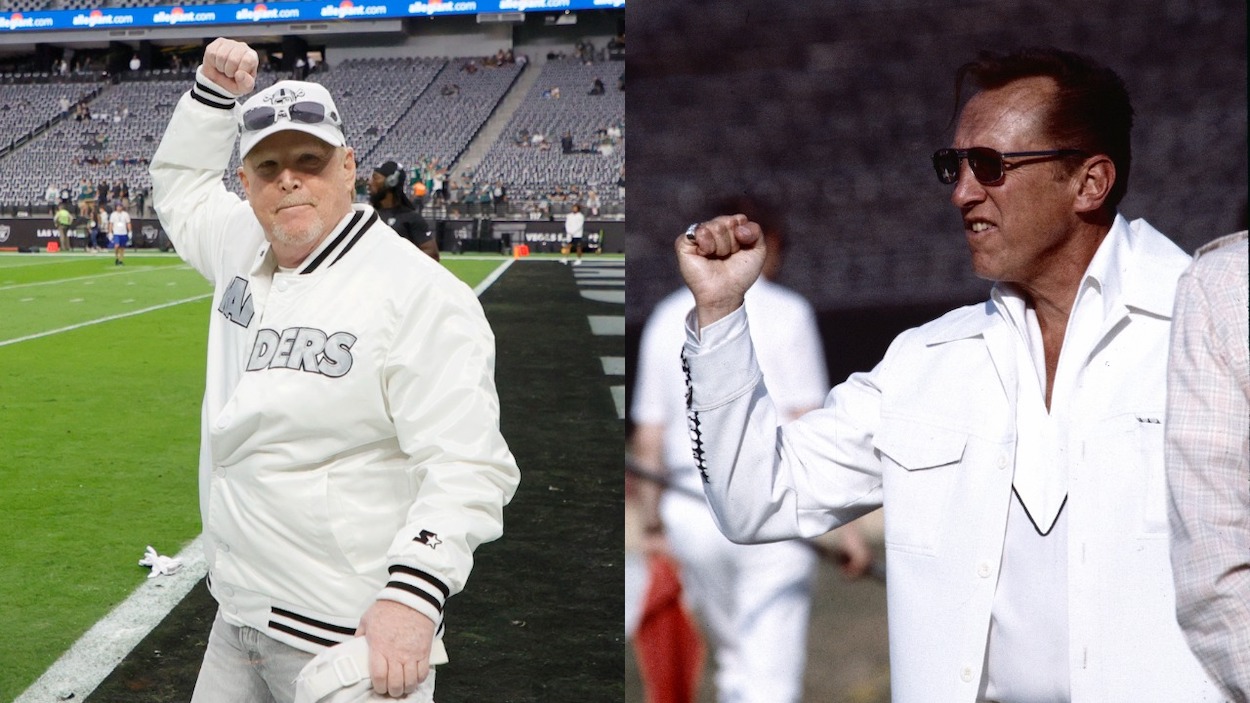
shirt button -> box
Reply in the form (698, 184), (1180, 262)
(219, 542), (230, 554)
(276, 280), (289, 292)
(977, 562), (991, 578)
(214, 466), (226, 478)
(961, 666), (973, 682)
(996, 454), (1009, 470)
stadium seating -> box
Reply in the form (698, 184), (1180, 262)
(472, 57), (624, 215)
(0, 50), (624, 219)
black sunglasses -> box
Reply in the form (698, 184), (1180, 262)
(931, 147), (1087, 185)
(242, 102), (339, 132)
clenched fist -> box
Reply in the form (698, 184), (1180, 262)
(675, 214), (767, 329)
(201, 37), (259, 96)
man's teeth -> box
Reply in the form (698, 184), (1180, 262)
(970, 222), (991, 233)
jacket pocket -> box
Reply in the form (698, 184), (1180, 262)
(874, 418), (968, 555)
(1084, 412), (1169, 538)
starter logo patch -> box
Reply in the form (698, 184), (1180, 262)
(414, 530), (441, 549)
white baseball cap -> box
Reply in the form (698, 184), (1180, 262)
(238, 80), (346, 160)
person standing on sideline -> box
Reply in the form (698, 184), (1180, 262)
(563, 203), (585, 265)
(368, 160), (439, 261)
(632, 194), (873, 703)
(53, 202), (73, 252)
(1166, 230), (1250, 702)
(149, 37), (518, 703)
(675, 47), (1223, 701)
(108, 201), (131, 265)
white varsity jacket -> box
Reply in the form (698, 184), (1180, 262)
(150, 72), (520, 655)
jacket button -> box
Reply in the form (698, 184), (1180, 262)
(961, 666), (973, 682)
(977, 562), (991, 578)
(219, 542), (230, 554)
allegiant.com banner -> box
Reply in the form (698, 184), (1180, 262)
(0, 0), (622, 32)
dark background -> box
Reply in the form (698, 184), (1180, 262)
(625, 0), (1247, 400)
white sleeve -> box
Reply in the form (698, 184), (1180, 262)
(375, 274), (521, 622)
(630, 296), (685, 428)
(684, 306), (883, 543)
(149, 68), (252, 281)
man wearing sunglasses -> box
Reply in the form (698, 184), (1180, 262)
(675, 47), (1222, 702)
(149, 37), (519, 703)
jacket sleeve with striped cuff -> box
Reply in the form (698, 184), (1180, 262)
(149, 68), (251, 281)
(375, 268), (521, 627)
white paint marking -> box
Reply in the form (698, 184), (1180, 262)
(580, 290), (625, 304)
(472, 259), (514, 297)
(0, 265), (188, 292)
(573, 268), (624, 280)
(14, 539), (208, 703)
(588, 315), (625, 336)
(19, 297), (34, 302)
(69, 298), (84, 303)
(611, 385), (625, 420)
(600, 356), (625, 375)
(0, 294), (212, 348)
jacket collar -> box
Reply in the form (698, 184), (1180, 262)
(251, 204), (380, 277)
(922, 214), (1187, 347)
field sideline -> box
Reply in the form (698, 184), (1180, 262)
(0, 250), (525, 701)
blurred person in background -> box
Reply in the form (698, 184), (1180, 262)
(369, 160), (439, 261)
(107, 201), (130, 265)
(53, 201), (73, 252)
(632, 193), (873, 703)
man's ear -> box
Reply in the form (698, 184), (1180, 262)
(1073, 155), (1115, 215)
(237, 165), (250, 193)
(342, 147), (356, 182)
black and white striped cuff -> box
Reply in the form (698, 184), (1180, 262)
(190, 68), (238, 111)
(382, 564), (450, 625)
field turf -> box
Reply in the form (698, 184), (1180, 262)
(0, 252), (510, 701)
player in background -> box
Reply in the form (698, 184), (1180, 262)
(369, 160), (439, 261)
(108, 201), (131, 265)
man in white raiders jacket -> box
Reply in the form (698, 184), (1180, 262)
(150, 38), (519, 703)
(676, 48), (1223, 702)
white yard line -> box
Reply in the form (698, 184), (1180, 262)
(0, 264), (190, 292)
(0, 294), (212, 348)
(14, 539), (209, 703)
(472, 259), (514, 296)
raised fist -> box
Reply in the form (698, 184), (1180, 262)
(202, 37), (259, 95)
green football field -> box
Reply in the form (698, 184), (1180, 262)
(0, 251), (509, 700)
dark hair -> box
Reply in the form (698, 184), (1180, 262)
(954, 47), (1134, 210)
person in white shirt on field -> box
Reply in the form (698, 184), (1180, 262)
(108, 201), (131, 265)
(562, 203), (585, 265)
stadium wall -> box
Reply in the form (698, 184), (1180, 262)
(0, 216), (626, 253)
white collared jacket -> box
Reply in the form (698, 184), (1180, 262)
(150, 73), (519, 655)
(683, 217), (1222, 702)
